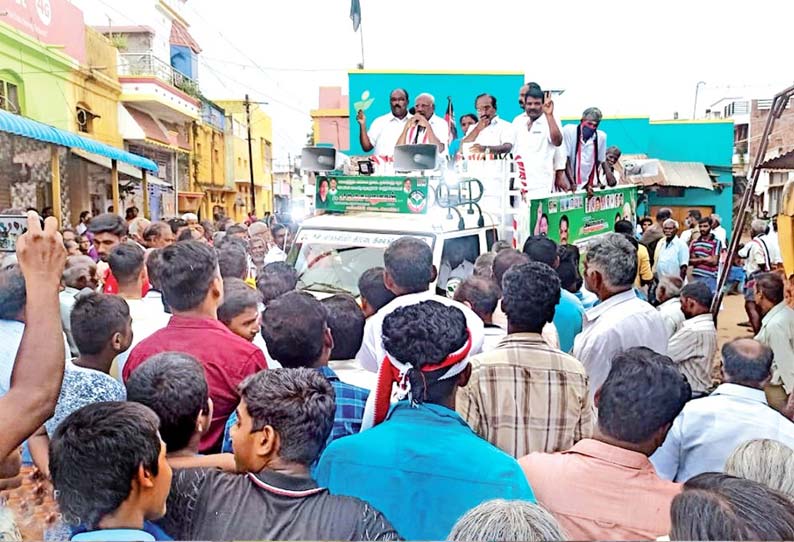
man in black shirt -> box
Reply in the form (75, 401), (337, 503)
(158, 368), (399, 541)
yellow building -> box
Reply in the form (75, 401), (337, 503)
(193, 102), (235, 220)
(215, 100), (274, 222)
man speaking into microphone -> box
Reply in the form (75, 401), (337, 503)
(396, 93), (449, 156)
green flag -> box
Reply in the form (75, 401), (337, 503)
(350, 0), (361, 31)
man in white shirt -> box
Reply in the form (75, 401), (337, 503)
(461, 93), (515, 155)
(739, 219), (772, 333)
(762, 215), (783, 268)
(651, 338), (794, 482)
(653, 219), (689, 280)
(108, 244), (170, 377)
(656, 275), (685, 339)
(667, 282), (718, 395)
(563, 107), (615, 191)
(356, 88), (410, 157)
(753, 272), (794, 412)
(573, 233), (668, 398)
(710, 214), (728, 245)
(511, 84), (563, 199)
(356, 237), (485, 373)
(59, 255), (98, 356)
(396, 93), (449, 156)
(678, 210), (702, 246)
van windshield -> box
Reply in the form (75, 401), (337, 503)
(289, 229), (435, 296)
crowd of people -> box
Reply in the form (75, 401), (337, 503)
(1, 198), (794, 541)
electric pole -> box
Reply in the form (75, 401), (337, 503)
(244, 94), (257, 215)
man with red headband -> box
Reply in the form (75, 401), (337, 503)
(316, 300), (534, 541)
(563, 107), (616, 193)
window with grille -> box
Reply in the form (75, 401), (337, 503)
(0, 80), (20, 113)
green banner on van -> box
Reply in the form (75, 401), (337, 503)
(528, 186), (639, 245)
(315, 175), (430, 214)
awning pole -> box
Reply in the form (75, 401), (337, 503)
(111, 159), (120, 215)
(51, 147), (62, 226)
(142, 170), (150, 219)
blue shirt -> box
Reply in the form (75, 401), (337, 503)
(555, 290), (585, 353)
(71, 521), (172, 541)
(315, 401), (535, 540)
(222, 366), (369, 453)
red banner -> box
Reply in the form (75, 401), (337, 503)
(1, 0), (86, 64)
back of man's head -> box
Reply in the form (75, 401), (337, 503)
(657, 275), (684, 301)
(238, 368), (334, 467)
(358, 267), (396, 314)
(453, 276), (500, 322)
(614, 220), (635, 236)
(585, 233), (637, 290)
(63, 256), (96, 289)
(88, 213), (127, 237)
(126, 352), (209, 454)
(225, 224), (247, 238)
(262, 291), (327, 368)
(71, 293), (130, 358)
(108, 243), (145, 287)
(0, 265), (25, 320)
(143, 222), (170, 246)
(502, 262), (560, 332)
(216, 242), (247, 280)
(49, 402), (163, 529)
(382, 300), (469, 405)
(755, 272), (785, 305)
(522, 236), (558, 268)
(656, 208), (672, 223)
(383, 237), (433, 293)
(722, 339), (773, 387)
(493, 249), (530, 286)
(681, 281), (714, 310)
(321, 294), (365, 360)
(256, 261), (298, 306)
(167, 218), (187, 235)
(688, 209), (702, 221)
(597, 347), (691, 446)
(157, 241), (219, 312)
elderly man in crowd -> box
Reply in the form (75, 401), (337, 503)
(573, 233), (668, 397)
(740, 219), (773, 333)
(656, 275), (685, 339)
(653, 218), (689, 280)
(396, 93), (448, 154)
(753, 273), (794, 412)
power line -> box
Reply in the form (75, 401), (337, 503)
(201, 56), (349, 73)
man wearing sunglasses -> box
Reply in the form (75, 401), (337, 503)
(562, 107), (616, 194)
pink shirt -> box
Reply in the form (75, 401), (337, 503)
(519, 439), (681, 541)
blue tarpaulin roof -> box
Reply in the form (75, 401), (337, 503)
(0, 109), (158, 173)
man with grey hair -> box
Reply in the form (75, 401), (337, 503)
(653, 218), (688, 281)
(572, 233), (668, 397)
(59, 255), (99, 356)
(448, 499), (566, 541)
(710, 213), (727, 245)
(656, 275), (685, 338)
(396, 92), (448, 155)
(563, 107), (615, 191)
(738, 218), (772, 333)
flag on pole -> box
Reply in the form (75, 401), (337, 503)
(350, 0), (361, 31)
(445, 96), (458, 142)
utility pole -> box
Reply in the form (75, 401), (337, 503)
(244, 94), (257, 216)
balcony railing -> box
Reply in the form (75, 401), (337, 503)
(118, 53), (201, 100)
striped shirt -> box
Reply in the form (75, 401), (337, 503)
(689, 235), (721, 279)
(667, 314), (718, 394)
(457, 333), (594, 458)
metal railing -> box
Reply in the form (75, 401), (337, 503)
(118, 53), (200, 99)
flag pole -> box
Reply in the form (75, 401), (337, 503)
(358, 20), (365, 68)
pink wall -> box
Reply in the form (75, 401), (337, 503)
(316, 86), (349, 151)
(1, 0), (86, 63)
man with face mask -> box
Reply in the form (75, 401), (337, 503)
(511, 83), (563, 198)
(563, 107), (615, 192)
(357, 88), (410, 157)
(396, 93), (448, 155)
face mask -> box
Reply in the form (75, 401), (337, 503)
(581, 125), (596, 140)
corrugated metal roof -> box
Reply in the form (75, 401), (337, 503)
(621, 156), (714, 190)
(0, 109), (157, 172)
(760, 148), (794, 170)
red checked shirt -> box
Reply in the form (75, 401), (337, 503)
(122, 316), (268, 452)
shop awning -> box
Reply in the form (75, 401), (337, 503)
(0, 109), (158, 172)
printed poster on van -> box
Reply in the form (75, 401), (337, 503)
(315, 176), (429, 214)
(528, 186), (639, 245)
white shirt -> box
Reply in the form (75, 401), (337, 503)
(657, 297), (685, 339)
(467, 116), (515, 149)
(763, 230), (782, 265)
(252, 332), (281, 368)
(756, 302), (794, 393)
(679, 228), (695, 246)
(511, 113), (561, 197)
(59, 286), (82, 357)
(562, 125), (607, 187)
(712, 225), (727, 246)
(573, 289), (668, 398)
(76, 223), (87, 235)
(653, 236), (689, 278)
(651, 383), (794, 482)
(367, 113), (410, 157)
(437, 260), (475, 294)
(0, 319), (71, 397)
(408, 114), (450, 155)
(329, 358), (376, 390)
(667, 313), (717, 394)
(355, 291), (485, 373)
(264, 245), (287, 264)
(482, 324), (507, 353)
(115, 297), (171, 377)
(739, 237), (770, 275)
